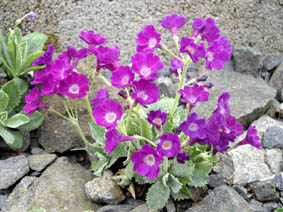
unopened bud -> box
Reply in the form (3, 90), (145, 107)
(202, 82), (214, 88)
(118, 90), (127, 99)
(196, 75), (208, 82)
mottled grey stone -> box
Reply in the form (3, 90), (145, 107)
(263, 202), (281, 212)
(97, 204), (138, 212)
(208, 174), (226, 188)
(130, 204), (155, 212)
(185, 185), (253, 212)
(157, 76), (177, 98)
(0, 155), (29, 189)
(165, 199), (176, 212)
(31, 147), (48, 155)
(213, 154), (234, 182)
(265, 149), (283, 173)
(232, 46), (262, 77)
(27, 154), (57, 171)
(269, 63), (283, 93)
(1, 157), (102, 212)
(85, 177), (125, 205)
(233, 186), (249, 201)
(262, 126), (283, 149)
(192, 69), (276, 128)
(0, 194), (7, 210)
(274, 172), (283, 191)
(250, 179), (278, 202)
(263, 56), (283, 72)
(249, 199), (265, 212)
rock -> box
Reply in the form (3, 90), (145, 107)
(274, 172), (283, 191)
(124, 198), (145, 207)
(157, 76), (177, 98)
(0, 155), (29, 190)
(262, 126), (283, 149)
(266, 99), (281, 118)
(232, 46), (262, 77)
(0, 194), (7, 210)
(97, 204), (138, 212)
(208, 174), (226, 189)
(269, 63), (283, 93)
(263, 55), (283, 72)
(30, 171), (41, 177)
(27, 154), (57, 171)
(85, 177), (125, 205)
(1, 157), (102, 212)
(101, 169), (114, 180)
(213, 154), (234, 182)
(31, 147), (48, 155)
(192, 69), (276, 128)
(263, 202), (281, 211)
(233, 186), (249, 201)
(185, 185), (253, 212)
(165, 198), (176, 212)
(249, 199), (265, 212)
(265, 149), (283, 173)
(130, 204), (156, 212)
(249, 179), (278, 202)
(230, 145), (273, 185)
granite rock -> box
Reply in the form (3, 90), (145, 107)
(249, 179), (278, 202)
(265, 149), (283, 173)
(27, 154), (57, 171)
(262, 126), (283, 149)
(263, 55), (283, 72)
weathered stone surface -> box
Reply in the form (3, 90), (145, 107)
(250, 179), (278, 202)
(269, 63), (283, 93)
(185, 185), (253, 212)
(27, 154), (57, 171)
(0, 130), (30, 152)
(2, 157), (102, 212)
(213, 154), (234, 182)
(97, 204), (138, 212)
(230, 145), (273, 185)
(165, 199), (176, 212)
(130, 204), (156, 212)
(0, 155), (29, 190)
(263, 55), (283, 72)
(31, 147), (48, 155)
(192, 69), (276, 128)
(262, 126), (283, 149)
(0, 194), (7, 210)
(232, 46), (262, 77)
(274, 172), (283, 191)
(208, 174), (226, 189)
(249, 199), (264, 212)
(265, 149), (283, 173)
(263, 202), (281, 211)
(233, 185), (249, 201)
(85, 177), (125, 205)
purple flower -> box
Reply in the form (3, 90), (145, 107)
(40, 77), (58, 96)
(161, 14), (186, 36)
(237, 125), (261, 149)
(132, 53), (163, 80)
(91, 88), (109, 109)
(221, 116), (244, 142)
(177, 150), (190, 164)
(79, 30), (108, 48)
(213, 92), (231, 126)
(32, 45), (54, 66)
(136, 25), (161, 53)
(205, 35), (232, 70)
(192, 17), (220, 43)
(58, 72), (89, 99)
(93, 100), (123, 130)
(147, 110), (167, 128)
(178, 84), (209, 108)
(111, 66), (134, 88)
(105, 129), (135, 154)
(51, 59), (73, 81)
(131, 144), (163, 180)
(169, 58), (183, 76)
(66, 46), (88, 67)
(131, 79), (160, 105)
(180, 37), (205, 63)
(180, 112), (207, 140)
(157, 133), (181, 158)
(93, 46), (120, 72)
(31, 63), (53, 85)
(23, 87), (48, 116)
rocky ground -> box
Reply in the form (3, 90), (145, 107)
(0, 46), (283, 212)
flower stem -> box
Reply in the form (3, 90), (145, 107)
(163, 157), (169, 172)
(162, 44), (184, 63)
(134, 135), (157, 147)
(84, 96), (96, 123)
(89, 71), (99, 92)
(87, 55), (93, 79)
(63, 100), (73, 118)
(71, 120), (90, 146)
(48, 107), (70, 121)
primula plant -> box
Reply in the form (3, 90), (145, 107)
(0, 12), (47, 148)
(23, 14), (262, 210)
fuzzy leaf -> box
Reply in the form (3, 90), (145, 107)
(91, 152), (109, 176)
(0, 127), (23, 148)
(169, 159), (195, 179)
(171, 185), (191, 201)
(21, 51), (43, 72)
(0, 90), (8, 112)
(126, 116), (139, 136)
(14, 77), (28, 95)
(146, 181), (170, 211)
(17, 111), (43, 131)
(146, 97), (175, 114)
(14, 28), (22, 44)
(15, 42), (22, 75)
(134, 173), (157, 185)
(106, 142), (127, 169)
(89, 121), (106, 145)
(4, 113), (30, 128)
(20, 65), (45, 75)
(174, 107), (187, 127)
(1, 79), (21, 113)
(7, 40), (16, 69)
(0, 57), (12, 75)
(138, 115), (152, 140)
(168, 174), (183, 193)
(125, 161), (134, 179)
(0, 29), (12, 68)
(163, 116), (174, 134)
(162, 173), (170, 187)
(275, 209), (283, 212)
(0, 111), (8, 123)
(86, 143), (105, 155)
(187, 162), (212, 187)
(23, 32), (48, 56)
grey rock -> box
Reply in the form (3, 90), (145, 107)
(0, 194), (7, 210)
(31, 147), (48, 155)
(27, 154), (57, 171)
(233, 186), (249, 201)
(265, 149), (283, 173)
(249, 179), (278, 202)
(261, 71), (271, 83)
(232, 46), (262, 77)
(101, 169), (114, 180)
(0, 155), (29, 190)
(124, 198), (144, 207)
(97, 204), (138, 212)
(165, 199), (176, 212)
(85, 177), (125, 205)
(192, 69), (276, 129)
(208, 174), (226, 189)
(263, 202), (281, 212)
(157, 76), (177, 98)
(30, 171), (41, 177)
(2, 157), (102, 212)
(274, 172), (283, 191)
(266, 99), (281, 118)
(185, 185), (253, 212)
(213, 154), (234, 182)
(263, 56), (283, 72)
(249, 199), (265, 212)
(262, 126), (283, 149)
(230, 145), (273, 185)
(130, 204), (155, 212)
(269, 63), (283, 93)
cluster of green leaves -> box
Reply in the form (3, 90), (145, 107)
(0, 28), (47, 148)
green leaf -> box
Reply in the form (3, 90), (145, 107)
(125, 161), (134, 179)
(106, 143), (127, 169)
(146, 97), (175, 114)
(187, 162), (212, 187)
(15, 42), (22, 75)
(20, 41), (28, 61)
(1, 79), (21, 113)
(134, 173), (157, 185)
(171, 185), (191, 201)
(146, 181), (170, 211)
(89, 121), (106, 145)
(169, 159), (195, 179)
(23, 32), (48, 56)
(4, 113), (30, 128)
(162, 173), (170, 187)
(14, 28), (22, 44)
(20, 65), (45, 76)
(163, 117), (174, 134)
(86, 142), (105, 156)
(14, 77), (28, 95)
(168, 174), (183, 193)
(7, 40), (16, 69)
(20, 51), (43, 72)
(275, 209), (283, 212)
(138, 115), (152, 140)
(0, 90), (9, 112)
(0, 30), (12, 68)
(91, 152), (109, 176)
(0, 57), (13, 75)
(0, 127), (23, 148)
(174, 107), (187, 128)
(17, 111), (44, 131)
(0, 111), (8, 123)
(126, 116), (139, 136)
